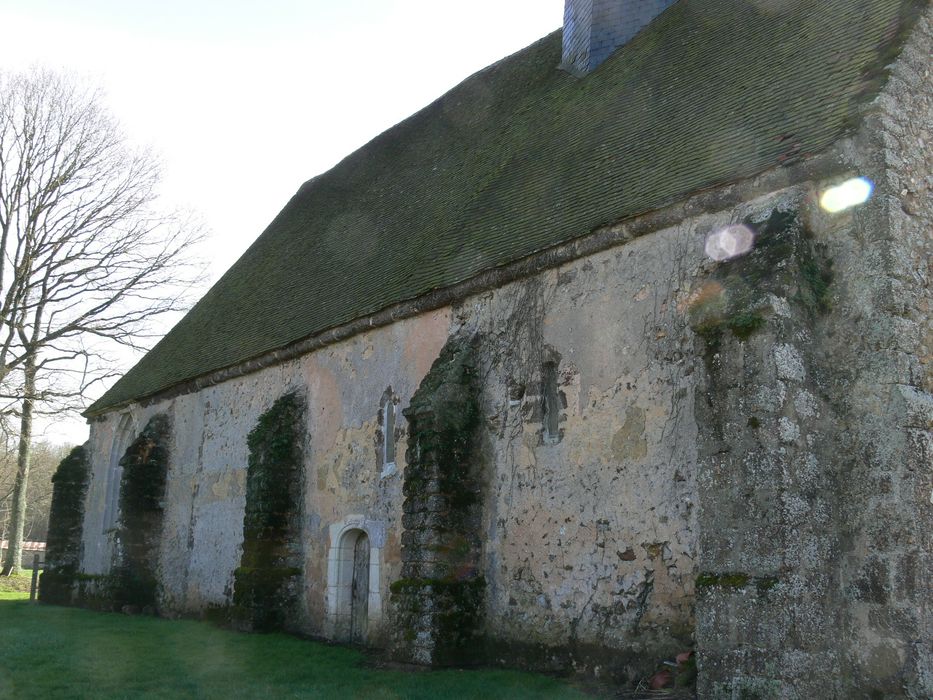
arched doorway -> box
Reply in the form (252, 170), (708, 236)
(334, 527), (371, 643)
(325, 516), (384, 644)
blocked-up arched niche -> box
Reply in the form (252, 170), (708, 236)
(39, 445), (91, 605)
(103, 414), (135, 532)
(111, 413), (171, 610)
(232, 391), (306, 631)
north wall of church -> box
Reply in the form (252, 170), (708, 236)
(79, 180), (822, 673)
(79, 193), (718, 660)
(81, 307), (451, 641)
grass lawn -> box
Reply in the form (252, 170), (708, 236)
(0, 599), (592, 699)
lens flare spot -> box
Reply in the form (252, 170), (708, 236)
(819, 177), (873, 213)
(704, 224), (755, 262)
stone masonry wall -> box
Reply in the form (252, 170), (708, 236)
(82, 181), (812, 681)
(692, 200), (848, 698)
(391, 335), (486, 666)
(839, 6), (932, 695)
(453, 215), (707, 681)
(81, 204), (710, 674)
(81, 309), (451, 644)
(693, 7), (933, 697)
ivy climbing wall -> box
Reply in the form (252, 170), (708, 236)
(110, 414), (172, 610)
(391, 334), (486, 666)
(233, 391), (306, 631)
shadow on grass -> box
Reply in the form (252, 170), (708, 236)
(0, 601), (592, 699)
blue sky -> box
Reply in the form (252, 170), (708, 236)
(0, 0), (564, 443)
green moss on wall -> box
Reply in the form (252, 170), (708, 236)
(39, 445), (91, 605)
(233, 391), (306, 632)
(756, 576), (779, 595)
(798, 250), (834, 313)
(696, 572), (751, 589)
(689, 208), (834, 345)
(727, 312), (766, 340)
(696, 572), (781, 596)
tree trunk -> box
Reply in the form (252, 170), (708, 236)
(1, 357), (36, 576)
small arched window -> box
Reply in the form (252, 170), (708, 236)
(381, 397), (397, 477)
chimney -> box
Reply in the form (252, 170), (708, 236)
(561, 0), (678, 76)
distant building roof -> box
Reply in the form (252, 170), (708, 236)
(0, 541), (46, 551)
(88, 0), (924, 415)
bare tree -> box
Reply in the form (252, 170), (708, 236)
(0, 68), (204, 574)
(1, 439), (70, 547)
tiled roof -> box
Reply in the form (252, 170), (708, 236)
(88, 0), (925, 414)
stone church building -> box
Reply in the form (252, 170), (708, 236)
(43, 1), (931, 697)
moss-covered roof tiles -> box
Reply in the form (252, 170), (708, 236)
(88, 0), (925, 415)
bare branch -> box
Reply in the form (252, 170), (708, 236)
(0, 67), (207, 573)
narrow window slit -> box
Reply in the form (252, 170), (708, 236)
(542, 361), (561, 443)
(382, 397), (396, 476)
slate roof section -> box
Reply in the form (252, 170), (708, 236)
(88, 0), (925, 415)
